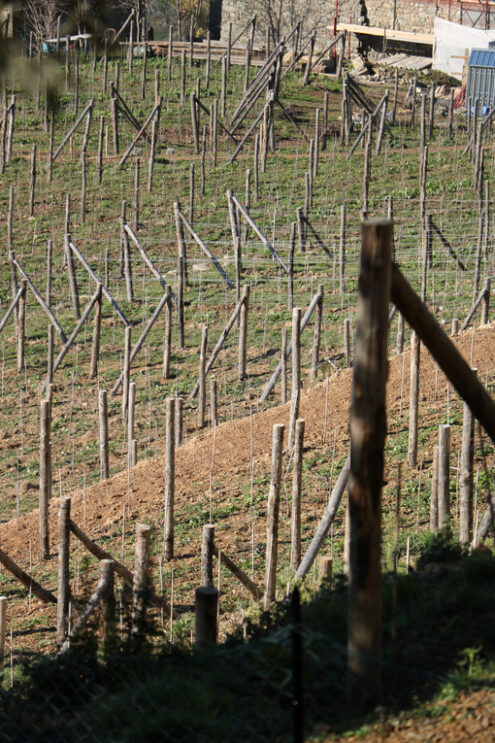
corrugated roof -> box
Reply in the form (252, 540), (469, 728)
(469, 48), (495, 68)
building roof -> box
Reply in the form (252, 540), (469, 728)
(469, 48), (495, 67)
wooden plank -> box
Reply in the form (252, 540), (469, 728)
(335, 22), (433, 45)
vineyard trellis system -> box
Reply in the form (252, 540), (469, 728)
(0, 27), (495, 697)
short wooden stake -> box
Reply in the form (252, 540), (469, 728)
(175, 396), (183, 448)
(281, 327), (288, 404)
(430, 444), (439, 531)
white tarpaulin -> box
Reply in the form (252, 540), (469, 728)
(433, 18), (495, 79)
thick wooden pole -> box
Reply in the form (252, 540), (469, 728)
(460, 376), (475, 544)
(39, 398), (51, 560)
(347, 219), (392, 695)
(407, 332), (420, 467)
(438, 424), (451, 528)
(164, 397), (175, 560)
(290, 419), (305, 572)
(198, 324), (208, 429)
(288, 308), (301, 451)
(264, 423), (284, 610)
(57, 496), (71, 645)
(132, 523), (152, 641)
(99, 389), (109, 480)
(201, 524), (215, 587)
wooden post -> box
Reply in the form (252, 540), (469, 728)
(311, 286), (323, 383)
(396, 312), (404, 355)
(205, 31), (211, 88)
(180, 49), (186, 107)
(163, 291), (172, 379)
(164, 397), (175, 560)
(90, 284), (102, 379)
(99, 389), (109, 481)
(16, 280), (26, 373)
(99, 559), (115, 652)
(460, 371), (475, 544)
(122, 325), (131, 422)
(28, 143), (36, 217)
(264, 423), (284, 610)
(47, 324), (54, 384)
(339, 203), (346, 296)
(167, 25), (173, 81)
(195, 586), (218, 650)
(344, 318), (351, 366)
(438, 423), (451, 527)
(288, 308), (301, 451)
(210, 377), (217, 427)
(347, 219), (392, 695)
(482, 277), (490, 324)
(408, 332), (420, 467)
(148, 117), (158, 192)
(175, 396), (183, 448)
(288, 221), (295, 311)
(56, 497), (71, 646)
(128, 381), (136, 467)
(65, 232), (81, 320)
(238, 285), (249, 381)
(290, 419), (305, 572)
(281, 327), (288, 404)
(189, 162), (195, 224)
(191, 92), (199, 154)
(201, 524), (215, 587)
(314, 108), (320, 178)
(97, 114), (104, 183)
(132, 523), (152, 640)
(39, 399), (51, 560)
(0, 596), (5, 670)
(430, 445), (439, 531)
(198, 324), (208, 429)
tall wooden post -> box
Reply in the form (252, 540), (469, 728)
(39, 398), (52, 560)
(347, 219), (392, 695)
(164, 397), (175, 560)
(57, 496), (71, 645)
(460, 373), (475, 543)
(264, 423), (284, 610)
(132, 523), (152, 641)
(290, 419), (305, 572)
(288, 307), (301, 451)
(438, 424), (451, 527)
(99, 389), (109, 480)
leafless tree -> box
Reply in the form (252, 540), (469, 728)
(24, 0), (58, 50)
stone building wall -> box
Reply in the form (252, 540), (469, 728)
(219, 0), (466, 49)
(219, 0), (366, 50)
(365, 0), (459, 33)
